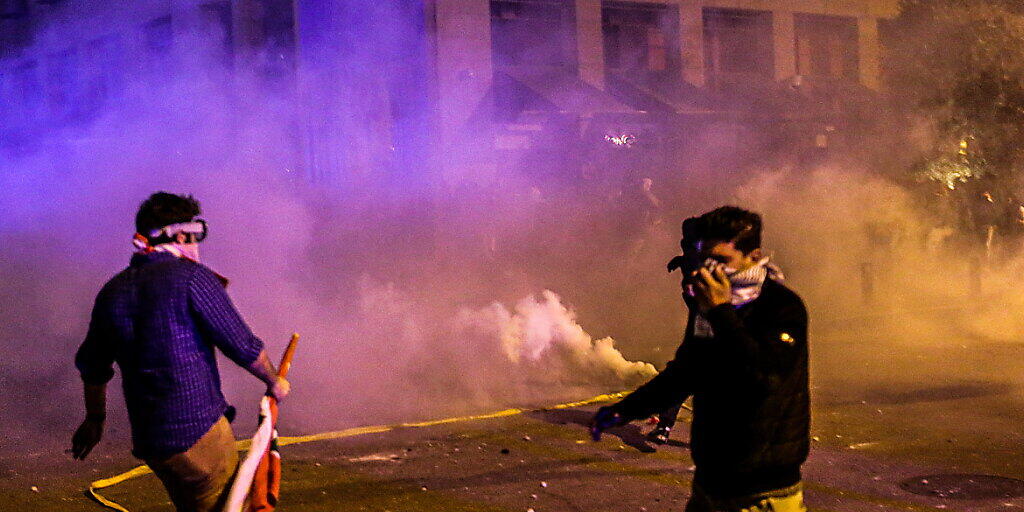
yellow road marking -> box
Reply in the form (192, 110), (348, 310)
(86, 393), (628, 511)
(85, 390), (957, 512)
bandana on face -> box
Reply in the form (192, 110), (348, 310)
(691, 258), (784, 338)
(725, 258), (784, 306)
(685, 258), (784, 305)
(132, 223), (204, 262)
(131, 221), (229, 286)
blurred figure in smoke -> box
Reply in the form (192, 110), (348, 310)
(71, 192), (290, 512)
(625, 177), (665, 268)
(591, 206), (810, 512)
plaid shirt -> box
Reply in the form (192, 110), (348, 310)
(75, 252), (264, 459)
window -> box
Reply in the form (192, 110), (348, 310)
(602, 2), (679, 76)
(200, 2), (234, 66)
(0, 67), (8, 115)
(82, 35), (123, 114)
(491, 0), (575, 69)
(144, 15), (173, 56)
(142, 15), (173, 80)
(13, 60), (42, 111)
(795, 14), (858, 80)
(0, 8), (33, 58)
(259, 0), (297, 86)
(703, 8), (772, 82)
(46, 49), (78, 118)
(0, 0), (28, 19)
(261, 0), (296, 54)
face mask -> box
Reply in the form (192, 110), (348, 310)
(702, 258), (738, 276)
(175, 243), (200, 262)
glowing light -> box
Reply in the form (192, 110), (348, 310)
(920, 156), (983, 190)
(604, 133), (637, 148)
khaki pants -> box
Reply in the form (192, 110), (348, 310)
(145, 416), (239, 512)
(685, 482), (806, 512)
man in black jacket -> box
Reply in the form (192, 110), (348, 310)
(591, 206), (809, 512)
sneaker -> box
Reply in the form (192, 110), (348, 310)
(647, 426), (671, 444)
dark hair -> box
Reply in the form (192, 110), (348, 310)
(697, 206), (762, 254)
(135, 192), (201, 235)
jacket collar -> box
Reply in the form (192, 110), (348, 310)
(130, 251), (180, 267)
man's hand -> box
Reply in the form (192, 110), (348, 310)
(248, 350), (290, 401)
(693, 265), (732, 312)
(71, 418), (104, 460)
(589, 406), (626, 441)
(268, 376), (290, 402)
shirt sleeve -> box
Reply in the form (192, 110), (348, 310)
(612, 339), (697, 421)
(75, 293), (117, 385)
(188, 266), (264, 367)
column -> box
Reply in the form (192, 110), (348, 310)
(678, 1), (705, 87)
(857, 16), (881, 90)
(575, 0), (604, 88)
(433, 0), (493, 143)
(772, 9), (796, 82)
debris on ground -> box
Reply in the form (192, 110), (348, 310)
(347, 453), (402, 462)
(848, 442), (879, 450)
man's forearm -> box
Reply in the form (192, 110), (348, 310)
(83, 383), (107, 421)
(615, 364), (691, 421)
(247, 350), (280, 386)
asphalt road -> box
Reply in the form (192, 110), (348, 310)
(6, 311), (1024, 512)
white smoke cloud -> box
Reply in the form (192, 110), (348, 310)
(282, 282), (655, 430)
(458, 290), (657, 382)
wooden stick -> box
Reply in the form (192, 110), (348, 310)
(277, 333), (300, 378)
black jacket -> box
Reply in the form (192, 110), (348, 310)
(613, 278), (809, 498)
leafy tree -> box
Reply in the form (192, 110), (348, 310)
(885, 0), (1024, 234)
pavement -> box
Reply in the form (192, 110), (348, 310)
(5, 310), (1024, 512)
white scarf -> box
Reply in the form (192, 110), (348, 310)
(727, 258), (784, 306)
(693, 259), (784, 338)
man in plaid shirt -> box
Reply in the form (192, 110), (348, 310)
(71, 192), (290, 512)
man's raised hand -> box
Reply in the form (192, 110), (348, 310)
(694, 265), (732, 312)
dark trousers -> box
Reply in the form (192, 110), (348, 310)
(656, 403), (683, 430)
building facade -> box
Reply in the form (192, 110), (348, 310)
(1, 0), (899, 186)
(430, 0), (899, 173)
(0, 0), (296, 150)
